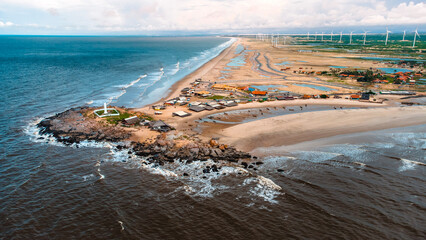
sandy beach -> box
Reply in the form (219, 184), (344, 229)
(218, 106), (426, 152)
(129, 37), (426, 156)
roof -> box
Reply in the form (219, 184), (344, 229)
(195, 91), (211, 95)
(173, 111), (192, 117)
(252, 91), (267, 95)
(149, 120), (170, 128)
(189, 105), (205, 112)
(124, 116), (140, 124)
(225, 101), (238, 107)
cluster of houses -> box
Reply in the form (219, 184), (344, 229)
(339, 71), (423, 85)
(120, 116), (172, 132)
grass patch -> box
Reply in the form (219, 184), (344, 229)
(206, 95), (225, 100)
(104, 111), (132, 125)
(103, 110), (155, 125)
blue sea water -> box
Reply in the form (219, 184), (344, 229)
(293, 83), (336, 91)
(274, 61), (292, 66)
(0, 36), (233, 112)
(251, 84), (288, 91)
(378, 68), (413, 74)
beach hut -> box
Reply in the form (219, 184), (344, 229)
(225, 101), (238, 107)
(172, 111), (192, 118)
(188, 105), (205, 112)
(148, 121), (172, 132)
(152, 105), (166, 110)
(252, 91), (267, 96)
(351, 94), (361, 100)
(361, 93), (370, 100)
(123, 116), (140, 125)
(194, 91), (211, 97)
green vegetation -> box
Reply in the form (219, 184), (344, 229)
(94, 109), (120, 116)
(99, 110), (154, 125)
(206, 95), (225, 100)
(105, 111), (132, 124)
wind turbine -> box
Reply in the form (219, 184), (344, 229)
(315, 32), (317, 41)
(339, 32), (343, 43)
(330, 31), (333, 41)
(321, 32), (324, 41)
(307, 32), (310, 40)
(363, 31), (369, 45)
(349, 31), (353, 44)
(413, 29), (420, 48)
(385, 28), (391, 45)
(402, 30), (406, 41)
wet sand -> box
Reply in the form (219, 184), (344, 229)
(217, 106), (426, 152)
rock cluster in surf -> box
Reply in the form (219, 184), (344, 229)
(37, 107), (253, 164)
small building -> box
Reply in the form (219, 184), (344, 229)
(361, 93), (370, 100)
(194, 91), (211, 97)
(172, 111), (192, 118)
(188, 105), (205, 112)
(124, 116), (140, 125)
(211, 84), (235, 91)
(152, 105), (166, 110)
(204, 106), (214, 111)
(225, 101), (238, 107)
(351, 94), (361, 100)
(148, 121), (172, 132)
(252, 91), (267, 96)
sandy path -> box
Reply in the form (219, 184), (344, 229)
(218, 106), (426, 152)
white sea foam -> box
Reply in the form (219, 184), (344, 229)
(243, 175), (282, 204)
(293, 150), (341, 163)
(398, 158), (426, 172)
(107, 74), (147, 105)
(82, 174), (96, 182)
(137, 68), (164, 100)
(118, 221), (124, 231)
(169, 61), (180, 75)
(320, 144), (370, 162)
(24, 118), (67, 147)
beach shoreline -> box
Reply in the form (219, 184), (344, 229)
(126, 37), (425, 155)
(135, 37), (239, 110)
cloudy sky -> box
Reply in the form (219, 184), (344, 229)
(0, 0), (425, 34)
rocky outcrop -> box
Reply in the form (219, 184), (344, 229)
(37, 107), (254, 164)
(131, 135), (252, 165)
(37, 107), (130, 145)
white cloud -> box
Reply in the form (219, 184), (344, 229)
(0, 0), (425, 32)
(0, 21), (14, 27)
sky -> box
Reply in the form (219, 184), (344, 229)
(0, 0), (425, 35)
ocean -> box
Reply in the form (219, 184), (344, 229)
(1, 36), (425, 239)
